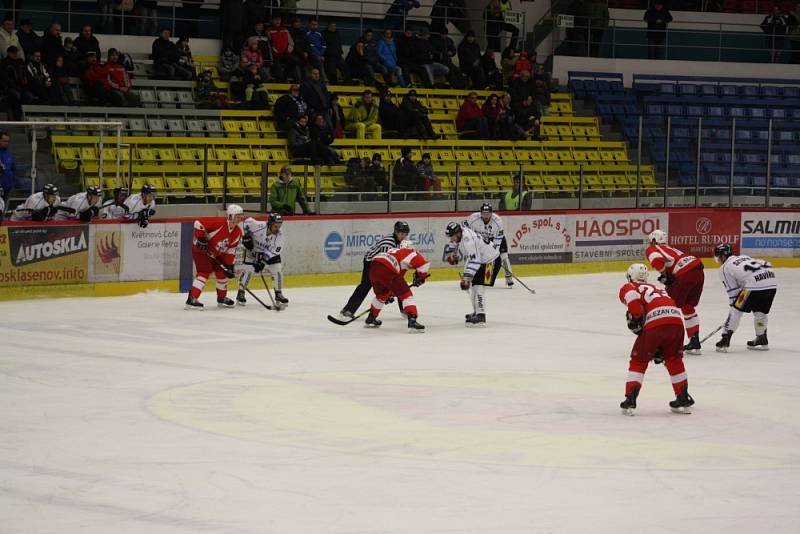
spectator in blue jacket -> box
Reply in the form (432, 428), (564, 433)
(361, 29), (389, 81)
(306, 18), (327, 79)
(0, 131), (15, 202)
(377, 29), (406, 87)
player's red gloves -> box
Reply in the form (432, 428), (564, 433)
(460, 277), (471, 290)
(446, 254), (459, 265)
(413, 271), (428, 286)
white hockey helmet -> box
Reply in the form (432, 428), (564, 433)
(626, 263), (649, 283)
(226, 204), (243, 218)
(648, 229), (667, 245)
(399, 239), (414, 249)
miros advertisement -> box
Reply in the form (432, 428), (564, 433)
(571, 213), (667, 263)
(741, 212), (800, 257)
(0, 224), (89, 286)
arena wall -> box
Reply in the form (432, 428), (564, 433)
(1, 208), (798, 300)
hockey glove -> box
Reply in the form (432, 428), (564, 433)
(242, 231), (254, 251)
(446, 254), (459, 265)
(222, 263), (236, 279)
(460, 277), (471, 291)
(413, 271), (428, 287)
(626, 311), (644, 336)
(137, 209), (150, 228)
(32, 205), (58, 221)
(253, 258), (266, 273)
(196, 235), (209, 251)
(266, 254), (282, 265)
(657, 270), (675, 286)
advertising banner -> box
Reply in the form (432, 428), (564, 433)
(92, 226), (124, 282)
(505, 214), (572, 264)
(571, 212), (668, 263)
(120, 223), (181, 281)
(0, 224), (89, 286)
(740, 212), (800, 257)
(667, 211), (740, 257)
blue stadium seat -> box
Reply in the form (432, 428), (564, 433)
(729, 107), (747, 118)
(666, 104), (684, 116)
(610, 81), (624, 93)
(596, 80), (611, 93)
(762, 86), (779, 98)
(569, 79), (586, 98)
(740, 86), (758, 97)
(708, 106), (724, 117)
(782, 87), (800, 98)
(735, 129), (752, 142)
(777, 130), (794, 143)
(659, 83), (676, 95)
(646, 103), (664, 115)
(700, 85), (718, 97)
(770, 108), (787, 120)
(720, 86), (738, 97)
(750, 108), (766, 119)
(686, 105), (704, 116)
(679, 84), (697, 96)
(751, 175), (766, 187)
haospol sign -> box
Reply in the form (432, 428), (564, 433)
(572, 213), (667, 263)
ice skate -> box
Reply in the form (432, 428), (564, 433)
(683, 334), (701, 355)
(365, 313), (382, 328)
(669, 385), (694, 414)
(715, 332), (732, 353)
(407, 314), (425, 333)
(747, 331), (769, 351)
(620, 386), (639, 416)
(466, 313), (486, 327)
(217, 296), (235, 308)
(184, 296), (204, 311)
(236, 289), (247, 306)
(506, 276), (514, 287)
(275, 291), (289, 305)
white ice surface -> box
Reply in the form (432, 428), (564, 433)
(1, 270), (800, 534)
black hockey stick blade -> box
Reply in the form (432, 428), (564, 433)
(512, 275), (536, 294)
(700, 324), (724, 344)
(327, 309), (370, 326)
(243, 286), (274, 311)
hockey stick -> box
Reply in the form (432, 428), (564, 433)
(242, 285), (275, 311)
(259, 273), (285, 311)
(512, 274), (536, 294)
(700, 324), (724, 344)
(327, 309), (371, 326)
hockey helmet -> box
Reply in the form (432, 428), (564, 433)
(648, 229), (667, 245)
(268, 212), (283, 227)
(43, 183), (59, 196)
(86, 185), (102, 197)
(399, 239), (414, 249)
(226, 204), (244, 219)
(445, 221), (462, 237)
(141, 183), (157, 196)
(714, 243), (733, 264)
(479, 202), (492, 214)
(394, 220), (410, 235)
(626, 263), (649, 283)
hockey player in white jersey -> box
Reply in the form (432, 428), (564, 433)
(464, 202), (513, 286)
(237, 213), (288, 306)
(445, 221), (501, 326)
(713, 243), (778, 352)
(0, 186), (5, 223)
(100, 187), (130, 219)
(55, 186), (103, 222)
(11, 183), (61, 221)
(125, 184), (157, 228)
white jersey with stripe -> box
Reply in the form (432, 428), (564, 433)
(11, 192), (61, 221)
(54, 192), (102, 221)
(100, 199), (129, 219)
(719, 255), (777, 302)
(464, 212), (504, 247)
(124, 193), (156, 219)
(243, 217), (285, 261)
(457, 226), (500, 279)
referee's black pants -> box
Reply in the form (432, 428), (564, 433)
(342, 259), (405, 315)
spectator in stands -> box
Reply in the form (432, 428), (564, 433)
(0, 18), (21, 60)
(346, 156), (376, 193)
(584, 0), (609, 57)
(400, 89), (435, 139)
(61, 37), (80, 75)
(307, 18), (326, 78)
(242, 36), (271, 81)
(396, 28), (416, 86)
(1, 46), (29, 118)
(498, 92), (525, 139)
(369, 153), (387, 190)
(480, 48), (502, 89)
(346, 89), (381, 139)
(0, 131), (14, 202)
(105, 48), (140, 107)
(322, 21), (350, 84)
(289, 17), (315, 75)
(300, 67), (331, 123)
(310, 113), (341, 164)
(416, 152), (442, 198)
(643, 0), (672, 60)
(346, 41), (375, 85)
(219, 48), (239, 80)
(360, 28), (389, 84)
(790, 5), (800, 64)
(270, 164), (312, 215)
(500, 45), (518, 86)
(220, 0), (246, 53)
(329, 93), (346, 138)
(287, 114), (314, 161)
(509, 68), (534, 103)
(387, 0), (421, 30)
(499, 173), (531, 210)
(152, 28), (193, 80)
(134, 0), (159, 36)
(393, 147), (423, 194)
(25, 50), (52, 103)
(274, 83), (308, 131)
(250, 21), (274, 67)
(482, 93), (502, 139)
(456, 91), (490, 139)
(533, 75), (551, 116)
(268, 14), (302, 82)
(177, 36), (196, 78)
(379, 90), (403, 138)
(513, 50), (532, 78)
(16, 19), (39, 59)
(431, 28), (464, 88)
(48, 55), (74, 105)
(457, 31), (484, 89)
(377, 29), (406, 87)
(82, 51), (108, 104)
(41, 23), (64, 65)
(485, 0), (518, 52)
(228, 55), (249, 100)
(761, 5), (790, 63)
(512, 94), (542, 140)
(74, 24), (101, 60)
(410, 29), (448, 88)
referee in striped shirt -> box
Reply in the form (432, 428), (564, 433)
(339, 221), (410, 319)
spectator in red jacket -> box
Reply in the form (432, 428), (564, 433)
(105, 48), (140, 107)
(82, 51), (108, 104)
(267, 14), (301, 82)
(456, 92), (490, 139)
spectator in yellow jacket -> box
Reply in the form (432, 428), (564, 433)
(346, 89), (382, 139)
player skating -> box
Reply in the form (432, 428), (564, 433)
(125, 184), (157, 228)
(337, 220), (410, 320)
(237, 213), (288, 306)
(464, 203), (513, 286)
(11, 183), (61, 221)
(365, 240), (429, 332)
(100, 187), (130, 219)
(712, 244), (778, 352)
(645, 230), (705, 354)
(54, 186), (103, 221)
(445, 221), (501, 326)
(619, 263), (694, 415)
(185, 204), (245, 310)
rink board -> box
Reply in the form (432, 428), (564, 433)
(0, 208), (798, 300)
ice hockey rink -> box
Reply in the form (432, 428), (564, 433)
(2, 269), (799, 533)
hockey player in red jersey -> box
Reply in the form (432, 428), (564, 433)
(618, 263), (694, 415)
(186, 204), (246, 310)
(366, 240), (430, 332)
(645, 230), (705, 354)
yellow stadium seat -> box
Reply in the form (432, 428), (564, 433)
(234, 148), (252, 160)
(80, 146), (98, 160)
(215, 148), (234, 161)
(557, 126), (572, 138)
(223, 120), (241, 134)
(137, 147), (157, 161)
(429, 149), (454, 163)
(56, 147), (80, 170)
(543, 175), (559, 190)
(167, 177), (187, 197)
(186, 176), (206, 198)
(241, 120), (259, 137)
(157, 148), (176, 161)
(206, 176), (224, 195)
(542, 125), (559, 138)
(177, 148), (200, 161)
(226, 175), (245, 196)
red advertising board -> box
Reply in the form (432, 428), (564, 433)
(667, 211), (741, 257)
